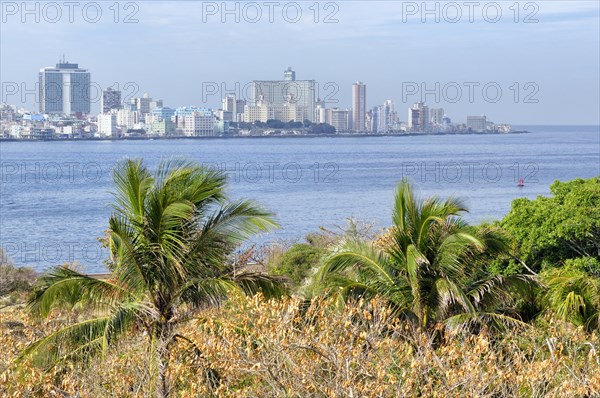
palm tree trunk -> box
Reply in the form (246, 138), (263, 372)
(152, 322), (172, 398)
(158, 352), (169, 398)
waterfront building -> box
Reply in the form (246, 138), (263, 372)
(116, 109), (139, 129)
(250, 68), (316, 122)
(315, 101), (330, 124)
(407, 102), (430, 132)
(184, 109), (216, 136)
(242, 101), (303, 123)
(368, 108), (377, 133)
(235, 99), (246, 122)
(378, 100), (395, 133)
(352, 81), (366, 132)
(222, 94), (237, 116)
(467, 115), (487, 132)
(150, 119), (176, 136)
(430, 108), (445, 127)
(243, 104), (267, 123)
(222, 94), (246, 123)
(134, 94), (153, 114)
(97, 112), (118, 136)
(39, 58), (91, 115)
(330, 108), (351, 132)
(174, 106), (204, 131)
(215, 109), (233, 123)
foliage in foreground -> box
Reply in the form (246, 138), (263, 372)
(500, 177), (600, 271)
(14, 159), (284, 397)
(0, 253), (37, 308)
(2, 295), (600, 397)
(313, 179), (537, 331)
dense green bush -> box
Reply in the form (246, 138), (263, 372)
(500, 177), (600, 271)
(268, 243), (325, 289)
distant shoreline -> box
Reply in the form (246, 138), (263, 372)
(0, 130), (531, 142)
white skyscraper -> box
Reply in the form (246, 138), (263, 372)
(377, 100), (395, 133)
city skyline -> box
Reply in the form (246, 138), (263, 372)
(7, 60), (531, 128)
(1, 1), (599, 125)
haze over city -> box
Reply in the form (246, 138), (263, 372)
(1, 1), (599, 124)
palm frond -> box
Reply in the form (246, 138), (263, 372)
(16, 317), (110, 369)
(28, 266), (132, 318)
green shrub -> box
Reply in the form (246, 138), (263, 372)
(269, 244), (325, 289)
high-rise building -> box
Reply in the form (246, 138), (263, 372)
(135, 94), (153, 114)
(249, 68), (316, 122)
(222, 93), (238, 121)
(235, 99), (246, 122)
(368, 108), (378, 133)
(407, 102), (430, 132)
(352, 81), (366, 132)
(467, 115), (487, 132)
(39, 58), (91, 115)
(283, 67), (296, 81)
(315, 100), (329, 124)
(430, 108), (445, 127)
(330, 108), (352, 132)
(378, 100), (395, 133)
(101, 88), (122, 113)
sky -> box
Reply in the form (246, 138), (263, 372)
(1, 0), (599, 125)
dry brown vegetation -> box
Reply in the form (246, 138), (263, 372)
(2, 295), (599, 397)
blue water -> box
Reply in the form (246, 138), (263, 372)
(1, 126), (599, 272)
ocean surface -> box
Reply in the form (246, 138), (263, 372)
(1, 125), (598, 272)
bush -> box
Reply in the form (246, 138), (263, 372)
(0, 250), (37, 304)
(500, 177), (600, 271)
(268, 243), (324, 289)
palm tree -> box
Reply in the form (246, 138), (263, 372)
(543, 265), (600, 333)
(314, 179), (535, 331)
(18, 159), (285, 397)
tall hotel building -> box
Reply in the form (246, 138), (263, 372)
(352, 81), (366, 132)
(39, 59), (91, 115)
(248, 67), (316, 123)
